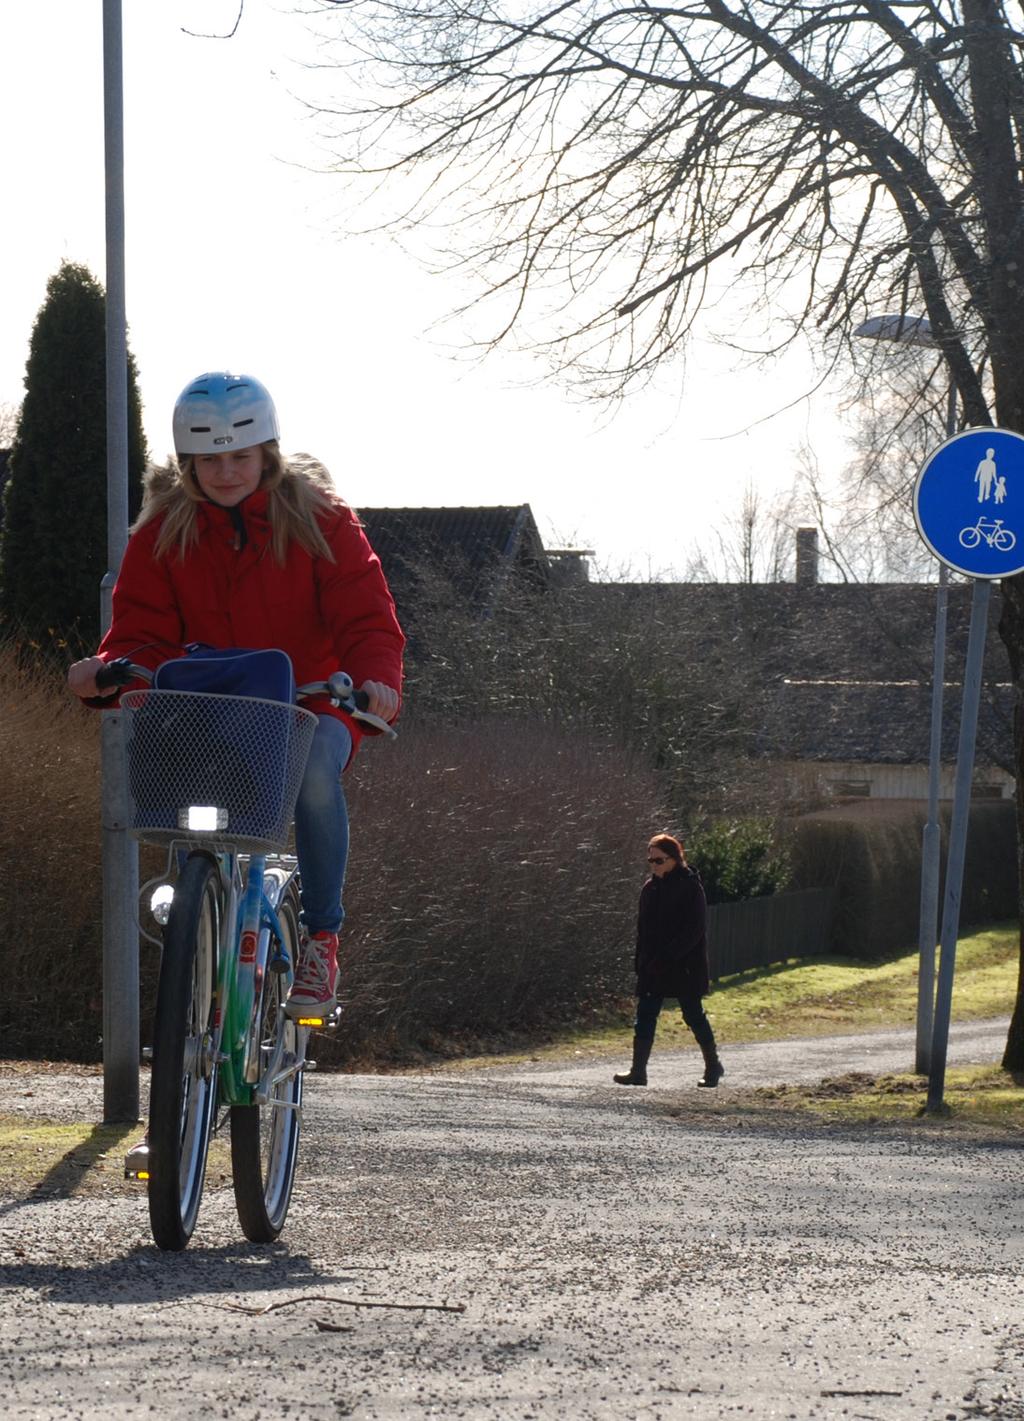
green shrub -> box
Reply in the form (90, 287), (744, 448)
(689, 817), (790, 905)
(787, 800), (1018, 958)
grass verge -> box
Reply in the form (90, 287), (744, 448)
(752, 1063), (1024, 1130)
(0, 1113), (233, 1203)
(647, 1064), (1024, 1139)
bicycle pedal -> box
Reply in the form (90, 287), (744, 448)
(294, 1004), (343, 1030)
(268, 954), (289, 975)
(124, 1140), (151, 1182)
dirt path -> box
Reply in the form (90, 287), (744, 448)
(0, 1022), (1021, 1420)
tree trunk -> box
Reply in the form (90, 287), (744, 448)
(999, 578), (1024, 1069)
(964, 2), (1024, 1069)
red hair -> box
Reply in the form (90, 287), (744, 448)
(649, 833), (686, 866)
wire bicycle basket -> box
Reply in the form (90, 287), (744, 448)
(119, 689), (318, 852)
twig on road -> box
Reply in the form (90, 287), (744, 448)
(821, 1390), (903, 1399)
(213, 1294), (465, 1317)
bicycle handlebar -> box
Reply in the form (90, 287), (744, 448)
(296, 673), (397, 738)
(94, 658), (153, 692)
(93, 659), (397, 738)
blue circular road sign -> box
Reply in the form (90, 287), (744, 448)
(914, 427), (1024, 578)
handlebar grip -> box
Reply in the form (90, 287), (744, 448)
(353, 690), (370, 712)
(94, 658), (135, 692)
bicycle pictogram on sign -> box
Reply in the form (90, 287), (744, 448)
(958, 517), (1017, 552)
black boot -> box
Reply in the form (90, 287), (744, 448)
(614, 1035), (652, 1086)
(697, 1041), (724, 1088)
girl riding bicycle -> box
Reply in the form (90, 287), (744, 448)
(67, 371), (404, 1020)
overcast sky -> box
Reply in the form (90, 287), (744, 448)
(1, 0), (856, 578)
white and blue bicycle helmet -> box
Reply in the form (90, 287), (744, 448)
(172, 371), (280, 455)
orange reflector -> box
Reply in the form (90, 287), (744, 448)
(297, 1016), (324, 1027)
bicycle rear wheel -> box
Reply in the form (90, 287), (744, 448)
(230, 884), (304, 1242)
(148, 852), (222, 1251)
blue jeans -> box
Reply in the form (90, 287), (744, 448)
(293, 715), (351, 935)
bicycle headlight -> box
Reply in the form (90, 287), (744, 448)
(149, 884), (175, 926)
(179, 805), (229, 832)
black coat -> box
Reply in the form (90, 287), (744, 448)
(634, 864), (710, 998)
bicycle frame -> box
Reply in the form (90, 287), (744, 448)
(210, 850), (308, 1107)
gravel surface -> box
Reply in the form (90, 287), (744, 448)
(1, 1021), (1021, 1420)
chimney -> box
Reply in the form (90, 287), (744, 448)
(795, 526), (819, 586)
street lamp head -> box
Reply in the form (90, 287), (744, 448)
(853, 313), (937, 348)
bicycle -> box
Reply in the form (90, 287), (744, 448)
(958, 517), (1017, 552)
(96, 651), (394, 1251)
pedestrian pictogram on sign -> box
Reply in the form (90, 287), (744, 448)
(914, 427), (1024, 578)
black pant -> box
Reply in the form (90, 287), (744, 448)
(634, 991), (716, 1053)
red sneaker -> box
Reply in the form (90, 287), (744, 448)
(285, 930), (339, 1020)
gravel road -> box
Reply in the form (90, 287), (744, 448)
(1, 1020), (1022, 1421)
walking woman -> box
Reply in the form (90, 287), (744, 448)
(614, 833), (724, 1088)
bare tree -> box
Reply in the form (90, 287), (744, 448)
(0, 402), (18, 449)
(686, 481), (799, 582)
(307, 0), (1024, 1066)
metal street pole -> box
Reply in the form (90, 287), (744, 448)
(914, 378), (957, 1074)
(915, 561), (947, 1073)
(926, 576), (991, 1112)
(101, 0), (139, 1124)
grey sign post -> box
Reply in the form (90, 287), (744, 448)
(913, 427), (1024, 1110)
(101, 0), (140, 1125)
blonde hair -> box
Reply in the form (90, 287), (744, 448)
(133, 444), (342, 563)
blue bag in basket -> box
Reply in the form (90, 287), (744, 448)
(153, 645), (296, 703)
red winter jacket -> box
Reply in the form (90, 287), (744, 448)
(96, 489), (404, 759)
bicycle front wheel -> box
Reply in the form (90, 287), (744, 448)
(230, 884), (304, 1242)
(148, 853), (222, 1252)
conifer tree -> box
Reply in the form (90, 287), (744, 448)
(0, 261), (146, 652)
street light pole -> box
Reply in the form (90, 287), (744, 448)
(101, 0), (139, 1125)
(853, 314), (954, 1073)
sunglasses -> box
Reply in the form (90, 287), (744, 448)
(647, 855), (668, 864)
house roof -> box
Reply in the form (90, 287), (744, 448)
(356, 504), (548, 607)
(761, 677), (1013, 770)
(582, 578), (1014, 771)
(583, 580), (1009, 684)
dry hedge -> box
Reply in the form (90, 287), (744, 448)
(0, 640), (662, 1061)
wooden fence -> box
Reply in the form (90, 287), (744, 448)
(707, 887), (837, 980)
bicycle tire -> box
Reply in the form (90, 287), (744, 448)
(148, 853), (222, 1251)
(230, 884), (304, 1242)
(959, 527), (981, 548)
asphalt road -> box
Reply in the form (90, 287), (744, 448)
(0, 1020), (1021, 1420)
